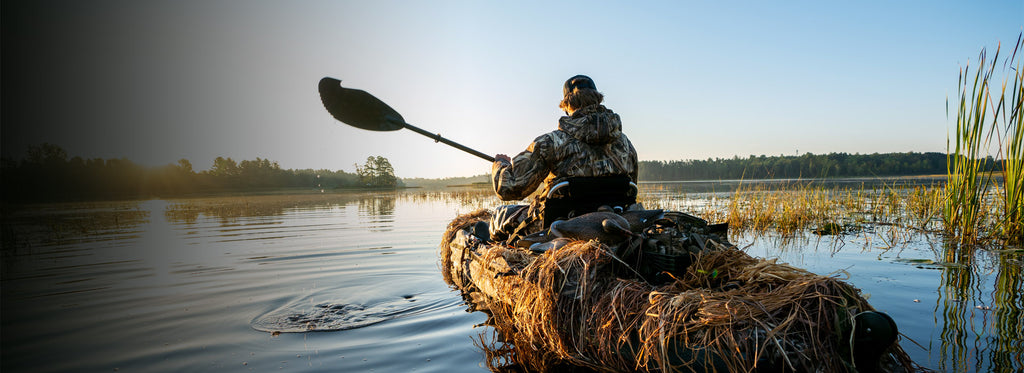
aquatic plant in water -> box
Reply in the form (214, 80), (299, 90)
(996, 34), (1024, 244)
(946, 45), (994, 244)
(945, 33), (1024, 246)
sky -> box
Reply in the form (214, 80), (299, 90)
(2, 1), (1022, 179)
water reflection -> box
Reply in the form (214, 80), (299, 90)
(991, 251), (1023, 368)
(1, 202), (148, 256)
(937, 246), (981, 372)
(357, 193), (396, 232)
(164, 193), (361, 224)
(471, 311), (598, 373)
(935, 240), (1024, 372)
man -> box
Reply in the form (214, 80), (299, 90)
(487, 75), (638, 243)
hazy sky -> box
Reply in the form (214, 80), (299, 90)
(3, 1), (1022, 178)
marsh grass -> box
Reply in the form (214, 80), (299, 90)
(945, 46), (998, 244)
(905, 186), (945, 230)
(996, 35), (1024, 244)
(724, 182), (830, 237)
(640, 180), (949, 251)
(945, 33), (1024, 246)
(408, 187), (499, 208)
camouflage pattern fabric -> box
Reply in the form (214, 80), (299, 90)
(490, 104), (638, 241)
(487, 204), (531, 242)
(491, 104), (638, 200)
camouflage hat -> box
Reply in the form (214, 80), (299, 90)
(563, 75), (597, 97)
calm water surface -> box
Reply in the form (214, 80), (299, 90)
(1, 184), (1021, 372)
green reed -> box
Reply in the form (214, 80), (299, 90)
(945, 45), (995, 244)
(945, 34), (1024, 245)
(997, 34), (1024, 244)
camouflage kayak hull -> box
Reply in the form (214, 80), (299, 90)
(440, 209), (920, 372)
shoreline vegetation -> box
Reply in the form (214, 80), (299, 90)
(0, 147), (989, 204)
(1, 148), (1019, 247)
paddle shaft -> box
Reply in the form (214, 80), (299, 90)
(402, 122), (495, 162)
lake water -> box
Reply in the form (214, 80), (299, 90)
(1, 184), (1021, 372)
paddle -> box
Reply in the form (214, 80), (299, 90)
(318, 77), (495, 162)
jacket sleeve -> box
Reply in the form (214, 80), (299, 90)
(627, 137), (639, 182)
(491, 135), (552, 201)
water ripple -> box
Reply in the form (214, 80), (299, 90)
(250, 292), (451, 333)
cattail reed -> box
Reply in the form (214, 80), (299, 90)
(944, 46), (994, 244)
(996, 34), (1024, 244)
(945, 32), (1024, 246)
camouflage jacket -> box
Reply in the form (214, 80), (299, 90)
(491, 104), (638, 201)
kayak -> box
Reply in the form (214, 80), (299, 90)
(440, 208), (922, 372)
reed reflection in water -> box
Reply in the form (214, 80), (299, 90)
(936, 242), (1023, 372)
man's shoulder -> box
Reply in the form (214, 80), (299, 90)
(531, 129), (571, 146)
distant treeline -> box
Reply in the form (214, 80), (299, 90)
(402, 152), (965, 187)
(1, 145), (1001, 203)
(1, 144), (400, 203)
(402, 174), (489, 188)
(637, 152), (982, 181)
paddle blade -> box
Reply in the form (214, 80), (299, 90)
(318, 77), (405, 131)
